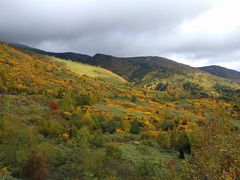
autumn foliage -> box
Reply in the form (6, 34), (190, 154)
(49, 102), (59, 111)
(0, 42), (240, 179)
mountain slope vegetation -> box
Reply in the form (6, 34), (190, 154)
(0, 43), (126, 97)
(49, 57), (126, 83)
(0, 42), (240, 179)
(11, 43), (240, 102)
(91, 53), (195, 82)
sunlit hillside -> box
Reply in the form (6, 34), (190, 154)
(0, 43), (124, 98)
(49, 57), (127, 84)
(141, 71), (240, 100)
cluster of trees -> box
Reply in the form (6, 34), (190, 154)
(155, 82), (168, 91)
(214, 83), (240, 101)
(183, 81), (209, 98)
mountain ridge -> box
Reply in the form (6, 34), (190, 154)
(9, 42), (240, 83)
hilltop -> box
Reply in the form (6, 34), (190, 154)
(199, 65), (240, 82)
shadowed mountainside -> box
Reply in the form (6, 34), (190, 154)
(199, 65), (240, 82)
(10, 43), (240, 83)
(10, 43), (198, 82)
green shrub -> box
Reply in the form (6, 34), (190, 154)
(69, 126), (79, 138)
(79, 112), (96, 129)
(136, 159), (159, 178)
(59, 93), (74, 112)
(7, 86), (23, 95)
(183, 82), (208, 97)
(155, 82), (168, 91)
(69, 111), (96, 130)
(101, 116), (123, 134)
(89, 130), (105, 148)
(0, 174), (17, 180)
(0, 125), (42, 173)
(131, 95), (137, 102)
(103, 159), (136, 179)
(171, 131), (191, 159)
(38, 120), (63, 138)
(74, 94), (96, 106)
(233, 103), (240, 111)
(157, 133), (171, 149)
(69, 111), (82, 129)
(105, 143), (122, 160)
(92, 114), (106, 129)
(214, 83), (240, 101)
(129, 120), (141, 134)
(0, 84), (7, 94)
(160, 119), (176, 131)
(65, 138), (105, 179)
(36, 142), (64, 165)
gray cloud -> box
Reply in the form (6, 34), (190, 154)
(0, 0), (239, 70)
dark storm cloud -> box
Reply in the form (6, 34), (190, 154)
(0, 0), (239, 70)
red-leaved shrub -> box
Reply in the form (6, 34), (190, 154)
(22, 152), (49, 180)
(49, 102), (58, 110)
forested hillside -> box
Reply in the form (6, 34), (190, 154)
(0, 43), (240, 179)
(11, 43), (240, 101)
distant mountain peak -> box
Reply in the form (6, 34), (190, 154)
(199, 65), (240, 82)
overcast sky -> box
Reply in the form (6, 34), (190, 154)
(0, 0), (240, 70)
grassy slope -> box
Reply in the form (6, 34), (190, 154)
(49, 57), (127, 84)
